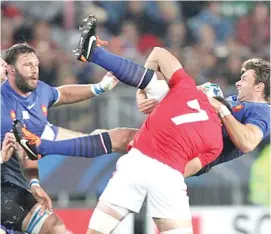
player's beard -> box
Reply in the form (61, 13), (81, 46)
(15, 68), (37, 93)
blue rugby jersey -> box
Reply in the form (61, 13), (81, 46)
(1, 80), (59, 189)
(197, 95), (270, 175)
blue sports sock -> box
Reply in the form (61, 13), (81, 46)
(91, 47), (154, 89)
(37, 133), (112, 158)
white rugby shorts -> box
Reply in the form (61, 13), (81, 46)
(99, 148), (191, 220)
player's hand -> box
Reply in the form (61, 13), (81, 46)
(208, 97), (223, 111)
(100, 72), (119, 91)
(31, 186), (53, 215)
(1, 132), (17, 163)
(136, 90), (158, 114)
(138, 98), (159, 114)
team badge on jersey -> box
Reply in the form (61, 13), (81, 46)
(232, 104), (244, 112)
(22, 111), (30, 119)
(10, 110), (16, 120)
(41, 105), (48, 116)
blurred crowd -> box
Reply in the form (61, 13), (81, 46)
(1, 1), (270, 97)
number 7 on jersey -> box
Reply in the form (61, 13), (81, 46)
(171, 100), (209, 125)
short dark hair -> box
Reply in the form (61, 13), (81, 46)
(213, 96), (233, 114)
(4, 43), (36, 65)
(241, 58), (270, 101)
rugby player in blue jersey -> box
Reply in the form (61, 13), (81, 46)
(1, 44), (137, 234)
(195, 58), (270, 176)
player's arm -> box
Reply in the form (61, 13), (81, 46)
(16, 149), (53, 211)
(144, 47), (183, 82)
(136, 47), (181, 113)
(221, 116), (262, 153)
(16, 146), (40, 182)
(184, 144), (223, 178)
(136, 89), (159, 114)
(209, 98), (264, 153)
(13, 134), (40, 181)
(184, 157), (202, 178)
(54, 72), (118, 106)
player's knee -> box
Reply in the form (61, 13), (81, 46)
(41, 214), (65, 234)
(109, 128), (137, 152)
(0, 229), (6, 234)
(24, 207), (65, 234)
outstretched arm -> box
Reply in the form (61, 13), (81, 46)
(54, 72), (118, 106)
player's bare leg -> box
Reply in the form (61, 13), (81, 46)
(108, 128), (138, 152)
(86, 201), (130, 234)
(153, 217), (193, 234)
(22, 203), (65, 234)
(13, 120), (137, 159)
(54, 126), (138, 153)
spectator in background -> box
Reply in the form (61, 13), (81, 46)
(164, 20), (189, 49)
(137, 34), (163, 58)
(236, 2), (270, 56)
(155, 1), (182, 37)
(30, 21), (60, 86)
(13, 24), (33, 45)
(123, 1), (166, 37)
(1, 2), (23, 27)
(222, 55), (243, 85)
(1, 17), (15, 50)
(181, 50), (205, 84)
(200, 52), (219, 79)
(94, 1), (125, 35)
(180, 1), (205, 18)
(120, 21), (145, 63)
(189, 2), (233, 44)
(197, 24), (216, 52)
